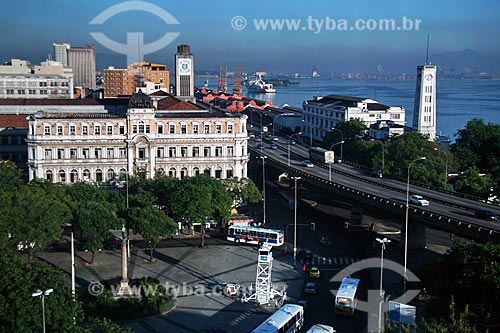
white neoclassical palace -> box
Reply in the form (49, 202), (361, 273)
(26, 91), (249, 183)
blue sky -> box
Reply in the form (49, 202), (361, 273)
(1, 0), (499, 74)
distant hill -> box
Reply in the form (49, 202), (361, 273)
(428, 49), (498, 73)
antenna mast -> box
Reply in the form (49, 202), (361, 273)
(425, 34), (430, 65)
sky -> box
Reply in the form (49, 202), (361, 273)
(1, 0), (500, 74)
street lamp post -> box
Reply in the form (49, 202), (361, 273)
(328, 140), (345, 181)
(404, 157), (426, 293)
(434, 147), (449, 188)
(331, 128), (344, 162)
(291, 176), (301, 265)
(32, 288), (53, 333)
(376, 237), (391, 333)
(259, 155), (267, 226)
(288, 132), (302, 166)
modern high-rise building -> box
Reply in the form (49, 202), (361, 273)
(103, 62), (170, 98)
(174, 44), (195, 101)
(53, 43), (70, 67)
(413, 64), (437, 140)
(54, 43), (96, 90)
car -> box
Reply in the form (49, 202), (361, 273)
(309, 267), (320, 279)
(272, 136), (279, 141)
(318, 236), (332, 247)
(371, 169), (383, 178)
(290, 140), (296, 145)
(258, 144), (265, 150)
(270, 143), (278, 150)
(304, 282), (317, 295)
(249, 133), (255, 139)
(298, 249), (313, 262)
(296, 300), (309, 312)
(409, 194), (429, 206)
(474, 209), (499, 221)
(302, 160), (314, 168)
(335, 158), (343, 164)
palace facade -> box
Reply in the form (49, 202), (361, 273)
(26, 91), (249, 183)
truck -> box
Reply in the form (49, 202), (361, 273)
(348, 207), (363, 230)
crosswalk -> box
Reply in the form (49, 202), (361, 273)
(298, 256), (359, 267)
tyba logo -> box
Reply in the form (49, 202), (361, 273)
(89, 1), (180, 65)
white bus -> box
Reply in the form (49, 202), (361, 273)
(334, 277), (360, 316)
(252, 304), (304, 333)
(305, 324), (336, 333)
(227, 226), (284, 246)
(309, 147), (328, 163)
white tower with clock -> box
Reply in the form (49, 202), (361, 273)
(174, 44), (195, 102)
(412, 64), (437, 140)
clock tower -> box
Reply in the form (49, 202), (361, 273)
(412, 64), (437, 140)
(174, 44), (195, 102)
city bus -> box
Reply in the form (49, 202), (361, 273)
(334, 277), (360, 316)
(227, 225), (284, 246)
(309, 147), (329, 163)
(252, 304), (304, 333)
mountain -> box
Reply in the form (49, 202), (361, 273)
(428, 49), (498, 73)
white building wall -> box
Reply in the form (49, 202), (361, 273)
(413, 65), (437, 140)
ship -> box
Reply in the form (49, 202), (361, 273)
(245, 72), (276, 93)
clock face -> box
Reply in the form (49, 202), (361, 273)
(178, 59), (191, 75)
(425, 73), (433, 81)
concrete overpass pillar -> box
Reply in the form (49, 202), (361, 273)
(401, 220), (427, 250)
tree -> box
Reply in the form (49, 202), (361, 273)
(452, 118), (500, 196)
(0, 250), (83, 332)
(82, 317), (133, 333)
(452, 166), (493, 198)
(419, 297), (480, 333)
(419, 241), (500, 327)
(0, 160), (24, 190)
(220, 177), (262, 208)
(76, 201), (121, 264)
(128, 206), (176, 262)
(0, 185), (71, 257)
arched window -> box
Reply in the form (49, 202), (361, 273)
(70, 169), (78, 183)
(138, 121), (145, 134)
(192, 167), (200, 176)
(119, 168), (127, 180)
(107, 169), (115, 180)
(204, 167), (211, 176)
(156, 167), (165, 177)
(95, 169), (103, 182)
(169, 167), (176, 178)
(226, 166), (234, 178)
(46, 170), (53, 182)
(83, 169), (91, 181)
(215, 166), (222, 179)
(58, 169), (66, 183)
(180, 167), (188, 179)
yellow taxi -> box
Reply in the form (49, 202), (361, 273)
(309, 266), (320, 279)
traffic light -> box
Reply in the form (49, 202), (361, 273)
(310, 222), (316, 231)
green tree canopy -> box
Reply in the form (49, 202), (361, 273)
(220, 177), (262, 208)
(128, 206), (176, 262)
(0, 250), (83, 332)
(0, 160), (24, 191)
(0, 185), (71, 256)
(76, 201), (121, 264)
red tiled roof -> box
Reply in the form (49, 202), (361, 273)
(156, 96), (202, 111)
(0, 114), (29, 127)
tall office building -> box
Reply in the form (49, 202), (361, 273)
(67, 45), (96, 89)
(174, 44), (194, 101)
(53, 43), (70, 67)
(412, 64), (437, 140)
(54, 43), (96, 90)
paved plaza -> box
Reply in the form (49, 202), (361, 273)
(42, 236), (305, 333)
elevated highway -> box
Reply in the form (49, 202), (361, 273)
(249, 137), (500, 245)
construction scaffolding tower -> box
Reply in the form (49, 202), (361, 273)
(241, 243), (286, 307)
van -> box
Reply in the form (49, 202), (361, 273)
(305, 324), (336, 333)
